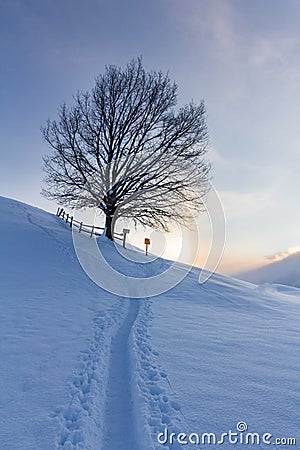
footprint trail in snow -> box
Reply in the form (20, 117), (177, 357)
(102, 299), (140, 450)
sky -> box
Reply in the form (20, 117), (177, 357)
(1, 0), (300, 274)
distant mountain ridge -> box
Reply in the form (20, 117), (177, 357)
(237, 251), (300, 287)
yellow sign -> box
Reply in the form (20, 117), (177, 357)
(144, 238), (150, 255)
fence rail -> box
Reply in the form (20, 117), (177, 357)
(56, 207), (125, 242)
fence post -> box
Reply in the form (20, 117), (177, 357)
(79, 222), (83, 233)
(122, 229), (130, 248)
(90, 225), (94, 237)
(66, 213), (69, 223)
(56, 207), (60, 216)
(70, 216), (73, 228)
(62, 210), (65, 220)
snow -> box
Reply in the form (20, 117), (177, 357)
(0, 196), (299, 449)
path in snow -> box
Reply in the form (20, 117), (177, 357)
(102, 299), (140, 450)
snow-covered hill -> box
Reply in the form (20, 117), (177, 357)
(0, 196), (299, 449)
(237, 251), (300, 287)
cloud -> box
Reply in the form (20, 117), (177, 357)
(168, 0), (238, 62)
(250, 36), (298, 67)
(288, 245), (300, 254)
(217, 188), (277, 219)
(197, 0), (237, 61)
(170, 0), (300, 71)
(265, 245), (300, 261)
(265, 251), (289, 261)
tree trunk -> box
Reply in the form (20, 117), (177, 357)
(105, 214), (113, 240)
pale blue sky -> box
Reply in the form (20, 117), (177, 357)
(1, 0), (300, 272)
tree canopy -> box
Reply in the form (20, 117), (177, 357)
(42, 58), (210, 239)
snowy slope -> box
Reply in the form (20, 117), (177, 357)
(237, 251), (300, 287)
(0, 196), (299, 450)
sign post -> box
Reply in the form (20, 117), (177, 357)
(123, 228), (130, 248)
(144, 238), (150, 255)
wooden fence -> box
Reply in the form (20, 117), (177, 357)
(56, 207), (124, 242)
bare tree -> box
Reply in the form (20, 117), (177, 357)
(42, 58), (210, 239)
